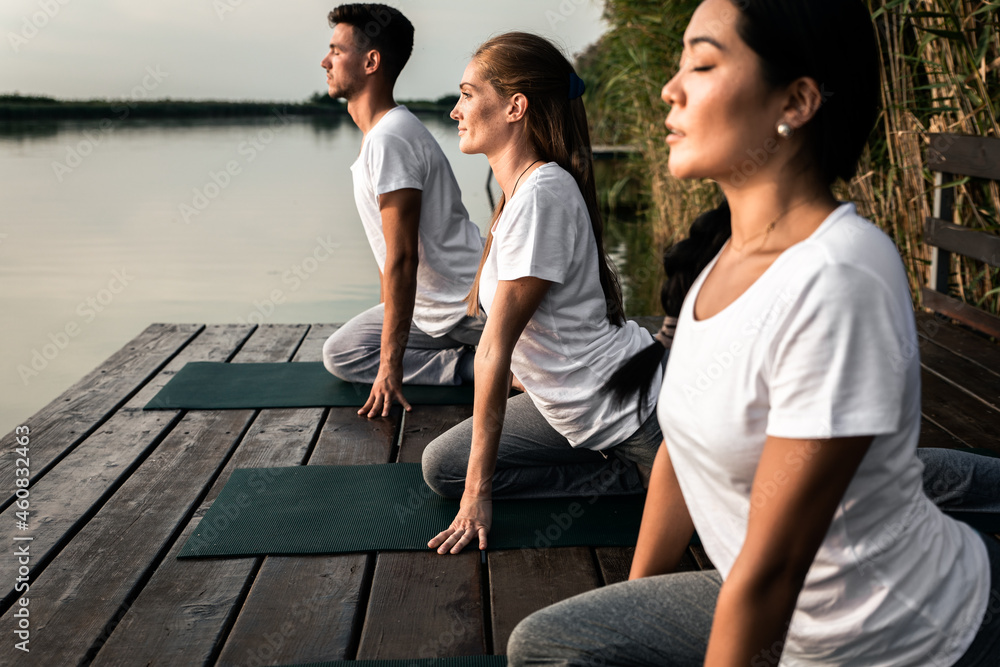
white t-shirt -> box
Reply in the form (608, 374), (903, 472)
(479, 163), (661, 450)
(351, 106), (483, 337)
(658, 203), (989, 666)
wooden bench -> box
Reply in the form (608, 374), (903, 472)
(924, 132), (1000, 338)
(0, 314), (995, 664)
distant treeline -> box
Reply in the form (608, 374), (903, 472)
(0, 93), (460, 121)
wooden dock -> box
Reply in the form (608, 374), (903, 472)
(1, 314), (997, 665)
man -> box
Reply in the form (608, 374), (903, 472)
(321, 4), (484, 418)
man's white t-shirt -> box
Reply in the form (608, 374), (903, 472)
(351, 105), (483, 337)
(658, 203), (989, 665)
(479, 163), (661, 450)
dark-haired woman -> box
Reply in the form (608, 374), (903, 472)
(508, 0), (998, 664)
(422, 32), (663, 556)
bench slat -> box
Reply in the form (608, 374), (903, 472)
(927, 133), (1000, 181)
(921, 288), (1000, 339)
(924, 217), (1000, 268)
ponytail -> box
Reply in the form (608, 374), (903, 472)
(463, 32), (625, 327)
(604, 202), (733, 411)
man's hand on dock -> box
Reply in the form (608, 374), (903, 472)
(359, 365), (412, 418)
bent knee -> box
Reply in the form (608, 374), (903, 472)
(322, 331), (375, 382)
(507, 608), (575, 666)
(421, 438), (468, 499)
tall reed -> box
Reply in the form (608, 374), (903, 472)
(580, 0), (1000, 317)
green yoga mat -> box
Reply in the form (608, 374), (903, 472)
(178, 463), (645, 558)
(144, 362), (473, 410)
(280, 658), (507, 667)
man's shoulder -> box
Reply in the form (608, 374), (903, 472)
(372, 106), (431, 141)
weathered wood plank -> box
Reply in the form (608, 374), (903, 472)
(0, 324), (254, 612)
(0, 326), (306, 666)
(215, 376), (400, 666)
(924, 217), (1000, 268)
(220, 554), (371, 667)
(926, 133), (1000, 181)
(356, 551), (486, 659)
(0, 323), (203, 504)
(917, 312), (1000, 379)
(921, 288), (1000, 340)
(489, 547), (600, 653)
(920, 338), (1000, 411)
(91, 326), (329, 667)
(353, 404), (486, 660)
(919, 418), (970, 450)
(90, 408), (322, 667)
(921, 368), (1000, 453)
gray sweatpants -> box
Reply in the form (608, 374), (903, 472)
(507, 446), (1000, 666)
(322, 303), (485, 385)
(421, 392), (662, 499)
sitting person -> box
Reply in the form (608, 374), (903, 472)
(422, 32), (664, 555)
(507, 1), (998, 665)
(320, 4), (485, 418)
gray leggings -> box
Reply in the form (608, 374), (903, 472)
(421, 392), (662, 499)
(322, 303), (484, 385)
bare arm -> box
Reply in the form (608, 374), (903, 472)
(703, 434), (872, 666)
(629, 443), (695, 579)
(429, 276), (551, 554)
(360, 188), (421, 418)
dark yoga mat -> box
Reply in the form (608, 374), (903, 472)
(177, 463), (645, 558)
(280, 658), (507, 667)
(144, 362), (473, 410)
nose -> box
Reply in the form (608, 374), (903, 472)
(662, 72), (682, 107)
(321, 54), (331, 70)
(450, 102), (460, 121)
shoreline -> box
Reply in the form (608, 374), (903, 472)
(0, 95), (459, 122)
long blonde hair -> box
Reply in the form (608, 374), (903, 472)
(465, 32), (625, 327)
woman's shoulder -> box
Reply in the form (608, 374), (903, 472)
(784, 203), (905, 287)
(510, 163), (586, 214)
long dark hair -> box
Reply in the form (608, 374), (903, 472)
(464, 32), (625, 327)
(605, 203), (732, 409)
(605, 0), (881, 407)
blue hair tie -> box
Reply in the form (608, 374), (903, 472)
(568, 72), (586, 100)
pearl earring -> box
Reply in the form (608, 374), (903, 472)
(777, 122), (794, 139)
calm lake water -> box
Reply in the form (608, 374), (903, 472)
(0, 112), (499, 436)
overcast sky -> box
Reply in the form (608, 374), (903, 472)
(2, 0), (607, 102)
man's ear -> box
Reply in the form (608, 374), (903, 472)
(781, 76), (824, 131)
(506, 92), (529, 124)
(364, 49), (381, 76)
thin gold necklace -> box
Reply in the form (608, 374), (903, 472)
(729, 196), (818, 255)
(510, 159), (543, 199)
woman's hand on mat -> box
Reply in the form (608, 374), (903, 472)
(429, 494), (492, 554)
(360, 366), (412, 418)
